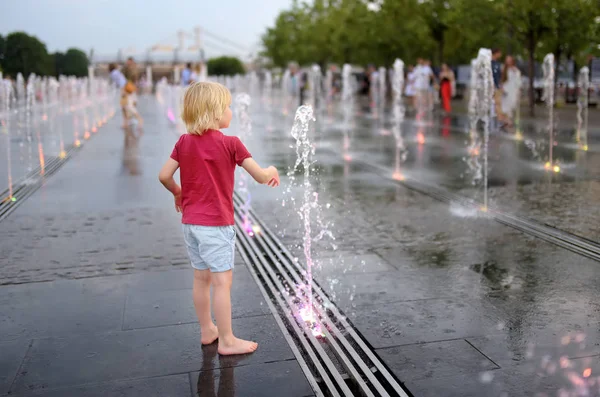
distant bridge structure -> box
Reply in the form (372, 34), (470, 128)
(90, 26), (255, 82)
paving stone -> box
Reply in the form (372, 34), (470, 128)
(21, 374), (191, 397)
(12, 315), (294, 393)
(191, 353), (313, 397)
(123, 267), (270, 330)
(0, 338), (30, 395)
(377, 339), (499, 383)
(0, 277), (125, 341)
(312, 252), (396, 278)
(347, 298), (502, 348)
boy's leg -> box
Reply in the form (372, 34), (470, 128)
(193, 269), (219, 345)
(212, 270), (258, 355)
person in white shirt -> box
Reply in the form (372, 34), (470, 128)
(109, 63), (126, 89)
(414, 58), (431, 110)
(405, 65), (417, 108)
(368, 64), (379, 107)
(109, 63), (128, 127)
(423, 59), (436, 110)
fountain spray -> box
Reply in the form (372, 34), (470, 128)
(288, 105), (334, 334)
(309, 65), (322, 112)
(576, 66), (589, 151)
(542, 53), (557, 172)
(391, 59), (406, 180)
(2, 80), (15, 202)
(234, 93), (254, 235)
(466, 49), (494, 211)
(378, 66), (387, 117)
(341, 64), (353, 161)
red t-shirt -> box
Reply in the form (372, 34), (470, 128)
(170, 130), (252, 226)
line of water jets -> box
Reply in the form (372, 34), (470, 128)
(153, 50), (582, 335)
(0, 73), (117, 203)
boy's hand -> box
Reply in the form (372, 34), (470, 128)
(266, 166), (280, 187)
(172, 185), (182, 213)
(174, 193), (182, 213)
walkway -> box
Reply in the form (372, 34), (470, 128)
(3, 94), (600, 396)
(0, 103), (314, 397)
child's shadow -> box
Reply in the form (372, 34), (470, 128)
(196, 344), (242, 397)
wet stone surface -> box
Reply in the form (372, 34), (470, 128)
(0, 208), (188, 284)
(0, 104), (313, 397)
(247, 99), (600, 396)
(190, 353), (314, 397)
(3, 97), (600, 396)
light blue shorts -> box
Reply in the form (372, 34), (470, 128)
(182, 224), (236, 272)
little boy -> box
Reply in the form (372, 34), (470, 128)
(123, 82), (144, 127)
(159, 82), (280, 355)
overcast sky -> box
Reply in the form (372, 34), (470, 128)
(1, 0), (293, 59)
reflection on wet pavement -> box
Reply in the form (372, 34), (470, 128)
(244, 92), (600, 396)
(2, 90), (600, 396)
(196, 344), (238, 397)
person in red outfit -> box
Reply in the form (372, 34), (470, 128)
(159, 82), (280, 356)
(439, 63), (455, 115)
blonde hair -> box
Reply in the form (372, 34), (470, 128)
(181, 82), (231, 135)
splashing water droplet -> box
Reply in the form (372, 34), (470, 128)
(479, 371), (494, 384)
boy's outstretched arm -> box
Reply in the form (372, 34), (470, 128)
(241, 158), (280, 187)
(159, 158), (182, 212)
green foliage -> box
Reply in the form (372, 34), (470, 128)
(207, 56), (245, 76)
(3, 32), (52, 77)
(51, 52), (66, 76)
(261, 0), (600, 69)
(1, 32), (89, 78)
(0, 34), (6, 72)
(60, 48), (89, 77)
(261, 0), (600, 115)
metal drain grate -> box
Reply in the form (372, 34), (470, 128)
(232, 192), (411, 397)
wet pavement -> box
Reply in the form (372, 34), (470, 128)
(0, 100), (314, 397)
(1, 93), (600, 396)
(248, 95), (600, 396)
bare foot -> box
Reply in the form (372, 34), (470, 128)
(201, 325), (219, 345)
(218, 337), (258, 355)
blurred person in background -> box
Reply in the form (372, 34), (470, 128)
(501, 55), (521, 128)
(190, 64), (203, 84)
(181, 63), (192, 86)
(405, 65), (417, 109)
(439, 63), (455, 114)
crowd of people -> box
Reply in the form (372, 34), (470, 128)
(364, 52), (522, 127)
(401, 58), (456, 114)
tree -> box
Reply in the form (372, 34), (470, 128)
(444, 0), (515, 65)
(207, 56), (245, 76)
(497, 0), (556, 116)
(51, 52), (65, 76)
(60, 48), (89, 77)
(259, 0), (600, 108)
(3, 32), (52, 77)
(540, 0), (598, 100)
(418, 0), (450, 64)
(0, 35), (6, 72)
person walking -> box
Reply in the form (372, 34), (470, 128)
(491, 48), (507, 125)
(121, 57), (143, 127)
(123, 57), (139, 85)
(181, 63), (192, 86)
(501, 55), (521, 128)
(190, 64), (203, 84)
(439, 63), (455, 114)
(405, 65), (417, 109)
